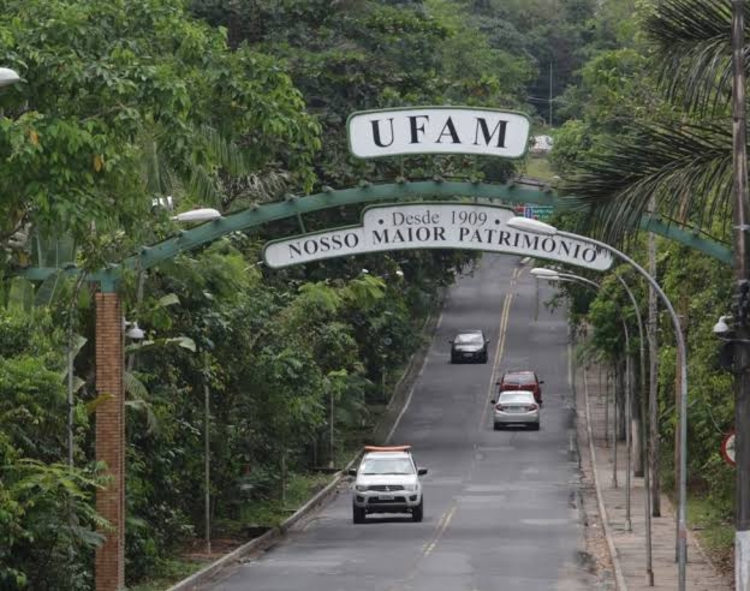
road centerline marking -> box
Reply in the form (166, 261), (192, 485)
(479, 287), (514, 430)
(423, 502), (458, 556)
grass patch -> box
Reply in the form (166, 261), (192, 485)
(522, 157), (556, 182)
(222, 472), (334, 530)
(687, 493), (734, 575)
(128, 558), (204, 591)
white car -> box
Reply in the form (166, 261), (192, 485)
(491, 390), (540, 430)
(348, 446), (427, 523)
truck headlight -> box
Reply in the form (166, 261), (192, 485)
(404, 483), (418, 492)
(355, 485), (369, 492)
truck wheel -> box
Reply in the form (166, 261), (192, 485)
(412, 499), (424, 522)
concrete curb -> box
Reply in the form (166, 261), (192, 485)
(582, 367), (628, 591)
(165, 293), (445, 591)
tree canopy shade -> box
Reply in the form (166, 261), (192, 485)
(0, 0), (320, 273)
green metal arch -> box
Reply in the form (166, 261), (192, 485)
(19, 180), (733, 288)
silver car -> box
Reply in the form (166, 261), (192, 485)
(348, 446), (427, 523)
(491, 390), (540, 430)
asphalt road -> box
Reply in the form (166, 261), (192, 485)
(211, 255), (592, 591)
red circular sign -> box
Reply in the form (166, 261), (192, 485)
(721, 429), (736, 467)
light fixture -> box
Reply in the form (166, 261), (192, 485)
(171, 208), (222, 222)
(125, 321), (145, 340)
(0, 68), (20, 88)
(506, 217), (558, 235)
(713, 315), (731, 336)
(530, 267), (561, 278)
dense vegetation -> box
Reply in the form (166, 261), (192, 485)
(0, 1), (606, 589)
(0, 0), (741, 588)
(550, 0), (738, 568)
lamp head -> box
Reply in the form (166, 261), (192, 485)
(125, 321), (145, 341)
(713, 315), (731, 336)
(171, 208), (222, 222)
(0, 68), (20, 88)
(506, 217), (558, 235)
(530, 267), (560, 278)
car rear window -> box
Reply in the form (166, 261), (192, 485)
(499, 392), (535, 403)
(503, 373), (535, 384)
(455, 334), (483, 344)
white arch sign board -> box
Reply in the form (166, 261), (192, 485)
(263, 203), (614, 271)
(347, 107), (531, 160)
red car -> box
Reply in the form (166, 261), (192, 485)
(497, 370), (544, 404)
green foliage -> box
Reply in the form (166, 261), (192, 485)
(0, 0), (320, 274)
(0, 437), (107, 590)
(0, 2), (615, 589)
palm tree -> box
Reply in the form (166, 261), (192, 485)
(558, 0), (747, 530)
(563, 0), (745, 244)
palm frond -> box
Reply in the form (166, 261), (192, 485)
(563, 121), (734, 243)
(188, 164), (224, 209)
(643, 0), (746, 115)
(140, 134), (175, 197)
(198, 124), (252, 177)
(221, 170), (290, 206)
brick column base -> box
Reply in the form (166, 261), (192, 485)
(95, 292), (125, 591)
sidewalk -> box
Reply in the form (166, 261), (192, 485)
(578, 364), (734, 590)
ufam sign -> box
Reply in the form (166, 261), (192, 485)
(263, 203), (613, 271)
(347, 107), (531, 159)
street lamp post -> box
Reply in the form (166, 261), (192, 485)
(730, 3), (750, 590)
(532, 267), (654, 584)
(510, 217), (688, 591)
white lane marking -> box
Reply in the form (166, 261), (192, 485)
(479, 288), (514, 430)
(385, 385), (416, 444)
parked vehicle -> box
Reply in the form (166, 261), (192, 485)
(349, 446), (427, 523)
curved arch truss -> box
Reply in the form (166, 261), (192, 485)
(20, 180), (732, 288)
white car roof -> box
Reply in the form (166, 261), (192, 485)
(364, 451), (411, 460)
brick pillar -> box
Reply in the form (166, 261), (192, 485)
(95, 292), (125, 591)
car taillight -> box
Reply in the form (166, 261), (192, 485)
(495, 404), (506, 411)
(527, 404), (538, 411)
